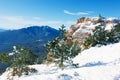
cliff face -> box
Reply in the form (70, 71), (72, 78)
(67, 17), (120, 45)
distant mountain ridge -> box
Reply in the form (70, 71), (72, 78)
(0, 26), (59, 55)
(0, 26), (59, 74)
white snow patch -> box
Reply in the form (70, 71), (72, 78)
(73, 43), (120, 66)
(1, 42), (120, 80)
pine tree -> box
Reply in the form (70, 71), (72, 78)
(92, 26), (107, 45)
(0, 46), (38, 76)
(11, 46), (37, 67)
(83, 26), (107, 48)
(97, 14), (105, 24)
(0, 53), (9, 64)
(45, 25), (81, 69)
(83, 24), (120, 48)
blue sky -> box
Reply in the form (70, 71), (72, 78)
(0, 0), (120, 29)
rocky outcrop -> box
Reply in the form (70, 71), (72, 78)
(66, 17), (120, 46)
(66, 24), (79, 37)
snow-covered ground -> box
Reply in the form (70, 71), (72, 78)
(1, 42), (120, 80)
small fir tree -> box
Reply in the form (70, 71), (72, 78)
(0, 53), (9, 64)
(45, 25), (81, 69)
(0, 46), (38, 76)
(83, 24), (120, 48)
(83, 26), (107, 48)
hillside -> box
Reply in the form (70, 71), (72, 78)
(1, 42), (120, 80)
(0, 26), (59, 75)
(1, 17), (120, 80)
(0, 26), (59, 55)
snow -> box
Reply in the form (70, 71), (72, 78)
(106, 17), (116, 21)
(73, 17), (120, 37)
(1, 42), (120, 80)
(72, 22), (101, 37)
(73, 43), (120, 66)
(9, 52), (14, 56)
(105, 23), (118, 30)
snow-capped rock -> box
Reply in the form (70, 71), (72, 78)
(67, 17), (120, 45)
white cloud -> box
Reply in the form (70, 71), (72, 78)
(64, 10), (92, 16)
(0, 16), (74, 30)
(0, 16), (61, 29)
(32, 17), (43, 20)
(64, 10), (75, 15)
